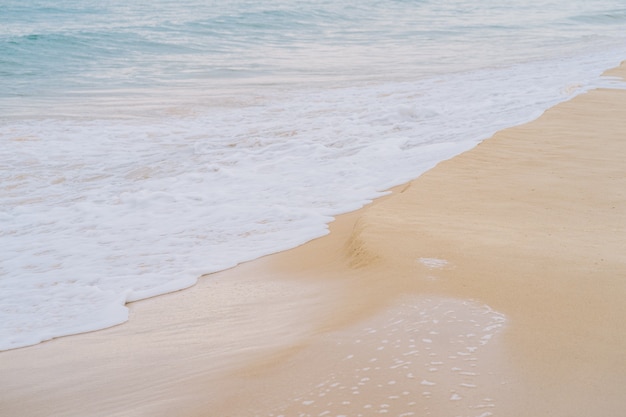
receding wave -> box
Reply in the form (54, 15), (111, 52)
(1, 0), (626, 351)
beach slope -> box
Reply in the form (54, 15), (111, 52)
(1, 63), (626, 417)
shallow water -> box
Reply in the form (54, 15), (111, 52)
(1, 0), (626, 350)
(255, 296), (508, 417)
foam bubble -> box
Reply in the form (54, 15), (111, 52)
(418, 258), (449, 269)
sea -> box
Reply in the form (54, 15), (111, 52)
(1, 0), (625, 351)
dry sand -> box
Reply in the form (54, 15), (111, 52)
(1, 63), (626, 417)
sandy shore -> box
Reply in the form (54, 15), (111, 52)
(2, 63), (626, 417)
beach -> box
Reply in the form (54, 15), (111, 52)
(5, 0), (626, 353)
(2, 62), (626, 416)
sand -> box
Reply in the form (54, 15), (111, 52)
(1, 63), (626, 417)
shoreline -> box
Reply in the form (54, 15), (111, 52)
(1, 62), (626, 417)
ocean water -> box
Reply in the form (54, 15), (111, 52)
(1, 0), (625, 351)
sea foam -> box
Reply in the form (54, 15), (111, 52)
(2, 54), (625, 350)
(2, 0), (626, 350)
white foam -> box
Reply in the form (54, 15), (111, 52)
(1, 50), (625, 350)
(418, 258), (449, 269)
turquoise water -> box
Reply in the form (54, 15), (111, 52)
(1, 0), (626, 350)
(2, 0), (625, 116)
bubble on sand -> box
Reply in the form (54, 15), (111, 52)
(265, 296), (507, 417)
(418, 258), (449, 269)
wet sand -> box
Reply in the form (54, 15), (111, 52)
(1, 63), (626, 417)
